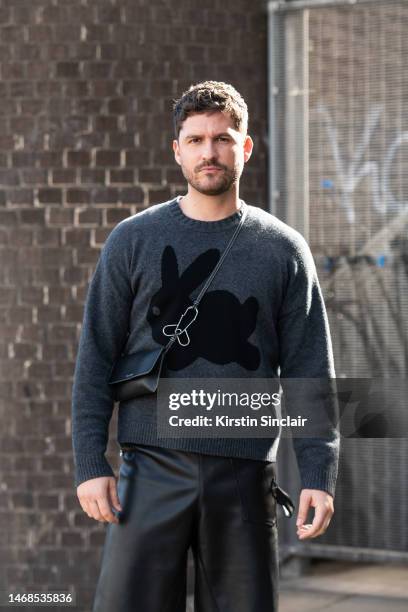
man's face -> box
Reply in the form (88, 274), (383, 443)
(172, 111), (253, 196)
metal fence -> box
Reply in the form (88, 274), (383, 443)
(268, 0), (408, 562)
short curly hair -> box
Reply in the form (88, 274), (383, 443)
(172, 80), (248, 139)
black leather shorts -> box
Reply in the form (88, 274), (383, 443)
(92, 444), (280, 612)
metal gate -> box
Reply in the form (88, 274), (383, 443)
(268, 0), (408, 562)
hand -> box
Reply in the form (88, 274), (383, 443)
(77, 476), (122, 524)
(296, 488), (334, 540)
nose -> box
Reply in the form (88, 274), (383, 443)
(201, 139), (217, 162)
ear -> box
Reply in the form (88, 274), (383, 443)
(161, 245), (179, 287)
(243, 134), (254, 164)
(173, 139), (181, 166)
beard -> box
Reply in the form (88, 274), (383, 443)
(180, 161), (241, 196)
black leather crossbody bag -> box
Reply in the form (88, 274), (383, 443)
(107, 205), (248, 402)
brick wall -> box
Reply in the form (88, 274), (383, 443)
(0, 1), (268, 609)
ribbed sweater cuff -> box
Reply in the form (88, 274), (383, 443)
(300, 466), (338, 498)
(74, 454), (114, 488)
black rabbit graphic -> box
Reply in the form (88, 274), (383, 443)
(147, 246), (260, 371)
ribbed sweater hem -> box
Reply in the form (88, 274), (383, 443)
(117, 419), (277, 462)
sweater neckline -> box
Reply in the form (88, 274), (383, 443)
(168, 195), (248, 233)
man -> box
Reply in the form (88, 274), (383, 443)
(72, 81), (339, 612)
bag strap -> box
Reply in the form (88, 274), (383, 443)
(162, 202), (248, 352)
(193, 203), (247, 307)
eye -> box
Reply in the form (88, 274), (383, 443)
(218, 136), (230, 142)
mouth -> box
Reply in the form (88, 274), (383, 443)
(199, 167), (222, 172)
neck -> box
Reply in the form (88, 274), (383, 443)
(179, 186), (241, 221)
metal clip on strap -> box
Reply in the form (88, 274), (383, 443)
(271, 479), (295, 518)
(162, 304), (199, 347)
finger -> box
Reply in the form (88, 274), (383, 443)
(311, 505), (334, 538)
(298, 506), (327, 539)
(82, 501), (95, 519)
(296, 491), (311, 528)
(108, 478), (122, 512)
(297, 513), (332, 539)
(317, 512), (333, 536)
(96, 497), (119, 524)
(78, 498), (91, 516)
(297, 524), (313, 538)
(78, 497), (98, 520)
(88, 500), (104, 522)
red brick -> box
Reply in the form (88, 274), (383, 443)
(66, 189), (91, 205)
(105, 207), (131, 224)
(66, 151), (91, 167)
(38, 188), (62, 204)
(95, 149), (121, 167)
(20, 208), (46, 225)
(109, 169), (134, 184)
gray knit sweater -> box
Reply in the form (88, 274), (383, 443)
(71, 196), (340, 495)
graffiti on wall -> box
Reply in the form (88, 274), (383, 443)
(316, 103), (408, 224)
(312, 105), (408, 376)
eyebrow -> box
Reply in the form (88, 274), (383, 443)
(183, 132), (232, 140)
